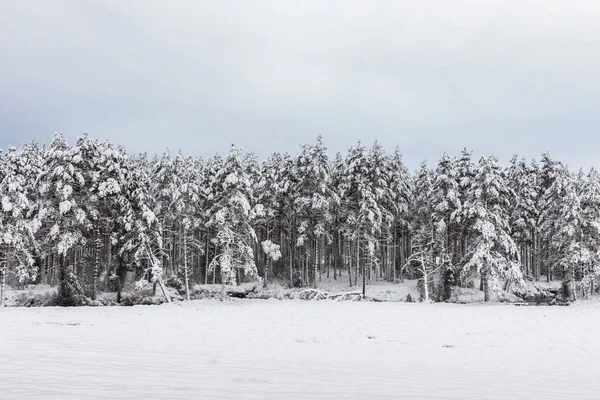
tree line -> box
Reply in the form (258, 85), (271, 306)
(0, 133), (598, 305)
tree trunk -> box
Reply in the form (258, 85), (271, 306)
(362, 248), (367, 297)
(320, 237), (324, 283)
(354, 239), (360, 286)
(348, 238), (353, 287)
(326, 238), (330, 279)
(212, 243), (217, 284)
(264, 258), (269, 288)
(289, 242), (294, 287)
(204, 234), (210, 285)
(333, 232), (338, 280)
(423, 269), (430, 302)
(58, 252), (68, 305)
(313, 240), (318, 289)
(571, 268), (577, 301)
(105, 233), (112, 287)
(92, 223), (101, 300)
(117, 255), (124, 303)
(393, 234), (397, 283)
(483, 270), (490, 302)
(531, 231), (539, 281)
(263, 227), (269, 289)
(183, 228), (190, 301)
(50, 253), (56, 286)
(0, 267), (5, 307)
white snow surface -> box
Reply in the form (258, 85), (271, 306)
(1, 300), (600, 400)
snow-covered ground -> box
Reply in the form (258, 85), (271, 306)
(1, 300), (599, 400)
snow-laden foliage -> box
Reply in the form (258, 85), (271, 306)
(207, 145), (259, 285)
(261, 240), (282, 261)
(2, 132), (599, 304)
(462, 156), (523, 300)
(0, 146), (40, 290)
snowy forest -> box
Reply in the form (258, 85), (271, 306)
(1, 133), (599, 306)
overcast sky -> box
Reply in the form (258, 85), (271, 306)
(1, 0), (599, 170)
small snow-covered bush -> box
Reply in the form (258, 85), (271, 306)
(298, 289), (327, 300)
(10, 292), (58, 307)
(119, 292), (164, 306)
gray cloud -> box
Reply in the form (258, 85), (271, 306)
(1, 0), (599, 170)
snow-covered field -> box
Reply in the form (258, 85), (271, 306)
(1, 300), (599, 400)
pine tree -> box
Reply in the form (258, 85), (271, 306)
(255, 152), (287, 287)
(537, 153), (564, 281)
(207, 145), (259, 285)
(73, 135), (130, 300)
(507, 156), (539, 278)
(579, 168), (600, 296)
(383, 148), (412, 282)
(430, 153), (461, 297)
(343, 143), (384, 296)
(410, 162), (434, 281)
(0, 146), (41, 304)
(368, 142), (396, 283)
(540, 167), (596, 300)
(293, 136), (335, 288)
(35, 134), (92, 305)
(330, 152), (348, 284)
(463, 156), (523, 301)
(454, 148), (476, 270)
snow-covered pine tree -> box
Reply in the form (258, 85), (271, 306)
(254, 152), (287, 287)
(328, 152), (349, 283)
(151, 150), (182, 278)
(540, 167), (590, 299)
(72, 135), (131, 299)
(579, 168), (600, 296)
(410, 162), (434, 282)
(176, 156), (204, 299)
(343, 143), (383, 296)
(207, 145), (259, 285)
(151, 150), (204, 298)
(0, 146), (41, 304)
(273, 152), (300, 287)
(120, 153), (169, 301)
(368, 142), (395, 282)
(386, 148), (412, 282)
(506, 156), (539, 278)
(463, 155), (523, 301)
(454, 148), (476, 271)
(35, 133), (92, 305)
(293, 136), (335, 288)
(430, 153), (461, 298)
(537, 153), (564, 281)
(411, 161), (451, 299)
(202, 154), (223, 284)
(243, 151), (264, 282)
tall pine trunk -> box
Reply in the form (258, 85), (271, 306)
(92, 223), (101, 301)
(289, 241), (294, 287)
(313, 240), (318, 289)
(0, 265), (5, 307)
(58, 252), (68, 306)
(204, 233), (210, 285)
(183, 228), (190, 301)
(348, 238), (353, 287)
(483, 270), (490, 302)
(362, 243), (367, 297)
